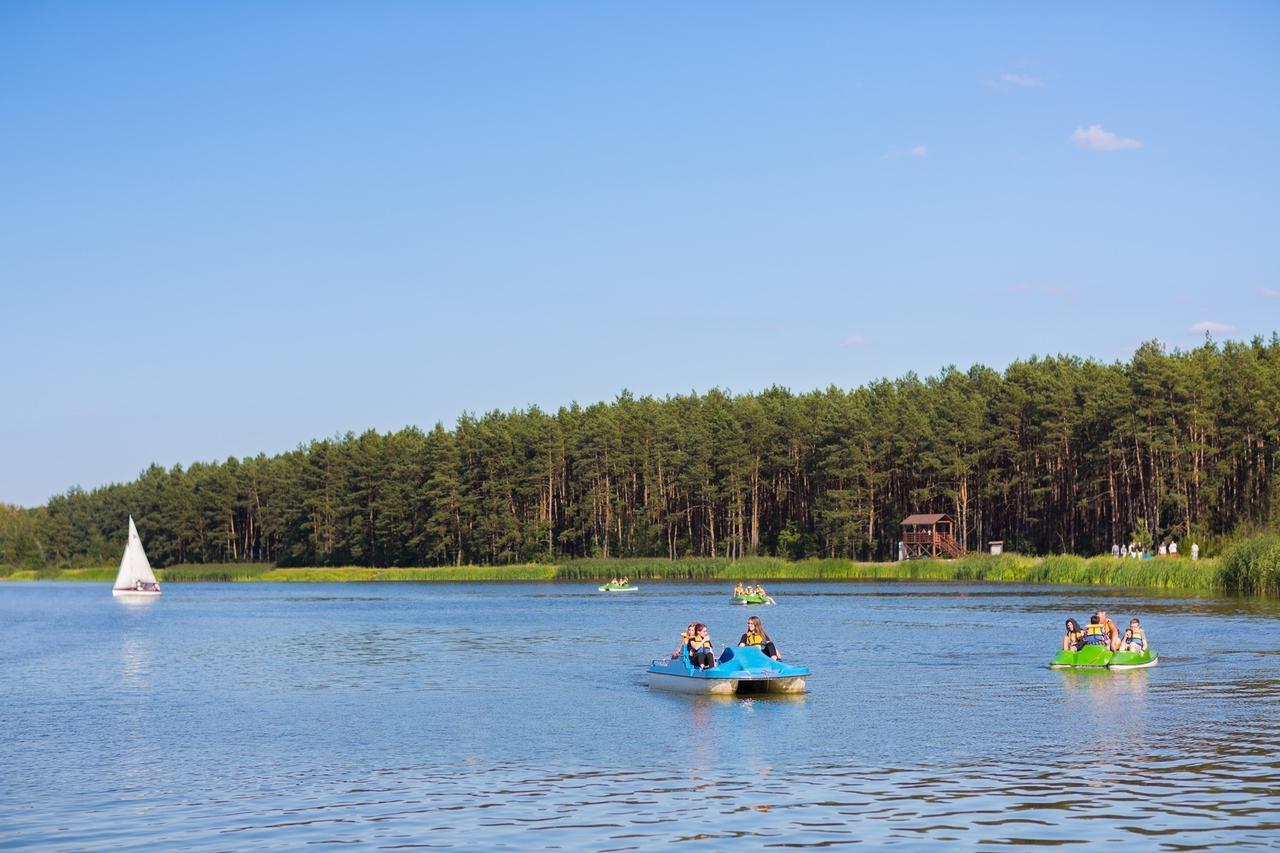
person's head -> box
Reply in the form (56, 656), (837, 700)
(1090, 615), (1100, 625)
(685, 622), (696, 636)
(1130, 618), (1141, 628)
(1095, 610), (1108, 622)
(747, 615), (763, 634)
(1065, 618), (1080, 633)
(695, 623), (708, 637)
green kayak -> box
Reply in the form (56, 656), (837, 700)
(1050, 644), (1158, 669)
(598, 583), (638, 592)
(731, 594), (768, 605)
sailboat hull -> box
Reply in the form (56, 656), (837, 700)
(112, 588), (161, 597)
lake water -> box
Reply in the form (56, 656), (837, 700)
(2, 581), (1279, 850)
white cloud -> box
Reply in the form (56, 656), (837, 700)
(1260, 287), (1279, 299)
(841, 335), (870, 349)
(1189, 321), (1236, 334)
(1001, 72), (1043, 88)
(882, 145), (928, 160)
(1071, 124), (1142, 151)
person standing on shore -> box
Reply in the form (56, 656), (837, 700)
(1192, 542), (1200, 561)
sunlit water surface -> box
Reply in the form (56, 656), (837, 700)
(2, 582), (1278, 849)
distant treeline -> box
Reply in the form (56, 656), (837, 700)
(2, 337), (1278, 569)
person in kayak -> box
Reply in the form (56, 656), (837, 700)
(733, 582), (745, 597)
(1095, 610), (1121, 651)
(688, 623), (716, 669)
(1080, 615), (1111, 646)
(1119, 618), (1148, 653)
(1062, 618), (1085, 651)
(739, 615), (781, 660)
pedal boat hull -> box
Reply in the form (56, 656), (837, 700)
(647, 646), (809, 695)
(1050, 644), (1157, 669)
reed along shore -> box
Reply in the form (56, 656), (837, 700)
(8, 543), (1279, 596)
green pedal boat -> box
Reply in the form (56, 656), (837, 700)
(1050, 644), (1158, 670)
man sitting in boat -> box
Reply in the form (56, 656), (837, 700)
(1080, 615), (1110, 646)
(687, 623), (716, 670)
(1062, 618), (1084, 651)
(739, 615), (781, 661)
(1119, 618), (1147, 653)
(733, 582), (745, 597)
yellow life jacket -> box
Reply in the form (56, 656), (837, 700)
(689, 637), (712, 651)
(744, 631), (764, 647)
(1084, 624), (1106, 637)
(1125, 627), (1145, 641)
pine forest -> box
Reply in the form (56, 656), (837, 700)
(2, 338), (1278, 569)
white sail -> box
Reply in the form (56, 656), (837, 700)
(113, 516), (158, 590)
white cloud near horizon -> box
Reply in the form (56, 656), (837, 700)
(1001, 72), (1043, 88)
(841, 335), (870, 349)
(882, 145), (928, 160)
(1260, 287), (1279, 299)
(1072, 124), (1142, 151)
(1189, 320), (1236, 334)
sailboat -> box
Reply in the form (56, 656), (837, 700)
(111, 516), (161, 597)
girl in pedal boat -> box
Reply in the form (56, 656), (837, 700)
(1062, 618), (1084, 651)
(738, 615), (781, 660)
(687, 623), (716, 669)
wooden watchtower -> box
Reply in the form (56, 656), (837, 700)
(901, 513), (965, 559)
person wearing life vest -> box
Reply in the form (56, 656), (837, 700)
(1080, 615), (1110, 646)
(733, 582), (745, 597)
(1094, 610), (1121, 651)
(672, 622), (696, 659)
(1119, 618), (1148, 653)
(1062, 618), (1085, 651)
(738, 615), (781, 660)
(687, 623), (716, 669)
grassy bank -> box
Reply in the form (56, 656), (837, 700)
(558, 554), (1223, 592)
(1219, 535), (1280, 596)
(2, 553), (1238, 593)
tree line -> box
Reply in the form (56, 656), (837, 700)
(2, 337), (1278, 569)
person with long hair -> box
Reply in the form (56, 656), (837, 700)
(1062, 618), (1084, 651)
(738, 615), (781, 661)
(688, 623), (716, 669)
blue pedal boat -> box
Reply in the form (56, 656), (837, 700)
(646, 645), (809, 695)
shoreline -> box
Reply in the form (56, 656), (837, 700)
(0, 554), (1237, 594)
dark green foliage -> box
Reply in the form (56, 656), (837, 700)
(2, 337), (1277, 570)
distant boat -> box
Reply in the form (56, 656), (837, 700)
(111, 517), (161, 597)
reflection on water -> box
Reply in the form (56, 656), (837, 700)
(1, 581), (1277, 850)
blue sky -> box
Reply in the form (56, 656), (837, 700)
(2, 2), (1278, 507)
